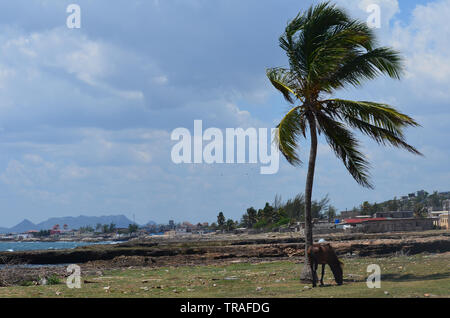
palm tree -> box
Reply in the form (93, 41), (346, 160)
(266, 2), (422, 281)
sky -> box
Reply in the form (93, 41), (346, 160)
(0, 0), (449, 226)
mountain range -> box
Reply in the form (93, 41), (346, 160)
(0, 215), (156, 234)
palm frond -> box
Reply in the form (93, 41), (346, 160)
(323, 99), (422, 155)
(327, 47), (403, 90)
(275, 106), (307, 165)
(280, 1), (352, 82)
(341, 115), (422, 155)
(266, 68), (302, 103)
(326, 99), (420, 129)
(315, 113), (373, 188)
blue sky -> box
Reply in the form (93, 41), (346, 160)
(0, 0), (449, 226)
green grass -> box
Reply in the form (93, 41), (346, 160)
(0, 253), (449, 298)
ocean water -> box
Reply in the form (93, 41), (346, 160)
(0, 241), (118, 252)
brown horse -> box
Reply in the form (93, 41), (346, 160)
(307, 243), (343, 287)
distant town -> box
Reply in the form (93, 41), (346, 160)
(1, 189), (449, 243)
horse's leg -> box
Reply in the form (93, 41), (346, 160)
(310, 259), (317, 288)
(320, 264), (325, 286)
(314, 263), (319, 284)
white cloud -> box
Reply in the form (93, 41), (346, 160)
(0, 28), (147, 101)
(390, 0), (450, 101)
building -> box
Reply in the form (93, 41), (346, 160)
(375, 211), (414, 219)
(338, 217), (433, 233)
(362, 218), (433, 233)
(339, 218), (387, 228)
(439, 212), (449, 230)
(429, 210), (447, 217)
(340, 210), (360, 219)
(428, 210), (447, 227)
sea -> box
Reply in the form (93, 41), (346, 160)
(0, 241), (118, 252)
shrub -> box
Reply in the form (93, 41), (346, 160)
(47, 275), (61, 285)
(253, 219), (268, 229)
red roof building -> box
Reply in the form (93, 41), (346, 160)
(343, 218), (387, 225)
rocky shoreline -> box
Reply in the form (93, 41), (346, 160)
(1, 230), (449, 265)
(0, 230), (448, 287)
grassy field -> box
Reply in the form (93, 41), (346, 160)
(0, 252), (449, 298)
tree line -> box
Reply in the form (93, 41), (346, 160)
(349, 190), (450, 218)
(212, 193), (337, 232)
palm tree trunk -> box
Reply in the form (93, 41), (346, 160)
(300, 114), (318, 283)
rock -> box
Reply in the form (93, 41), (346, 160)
(384, 291), (389, 295)
(140, 287), (149, 291)
(256, 287), (263, 291)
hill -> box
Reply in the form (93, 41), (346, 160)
(0, 215), (154, 233)
(8, 219), (39, 233)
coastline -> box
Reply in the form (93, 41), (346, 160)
(0, 230), (448, 292)
(0, 230), (448, 266)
